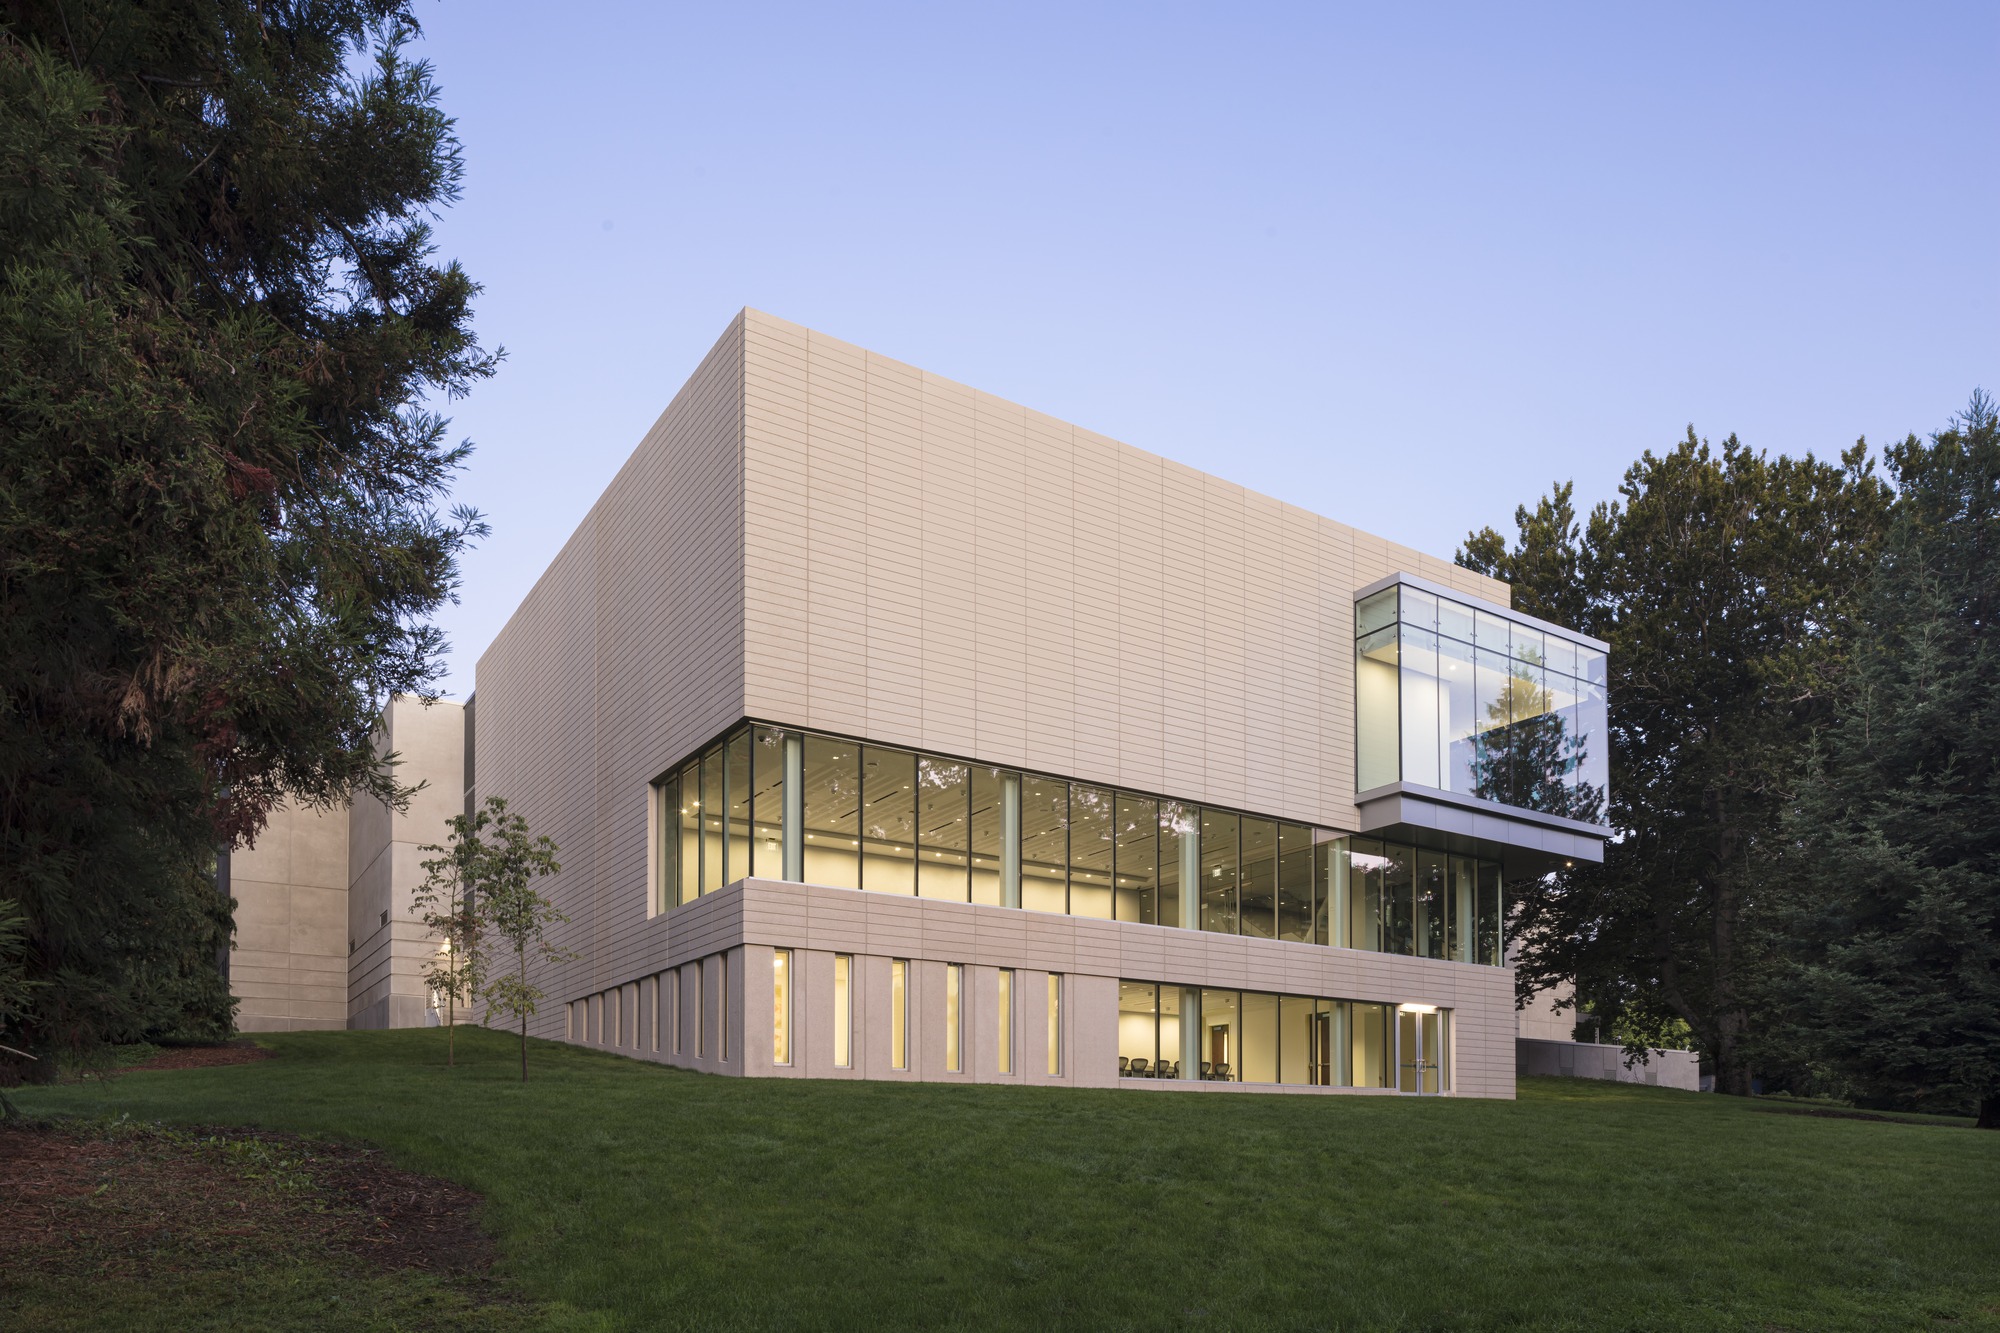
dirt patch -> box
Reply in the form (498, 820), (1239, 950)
(120, 1039), (276, 1073)
(0, 1120), (500, 1282)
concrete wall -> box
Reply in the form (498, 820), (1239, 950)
(564, 879), (1516, 1098)
(347, 697), (466, 1029)
(1517, 979), (1575, 1042)
(228, 800), (350, 1031)
(1518, 1037), (1700, 1092)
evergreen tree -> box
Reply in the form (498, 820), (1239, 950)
(1, 3), (491, 1075)
(1777, 395), (2000, 1127)
(1461, 434), (1890, 1092)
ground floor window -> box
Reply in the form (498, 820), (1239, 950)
(945, 963), (963, 1072)
(997, 969), (1014, 1074)
(891, 959), (909, 1070)
(773, 950), (793, 1065)
(833, 954), (852, 1068)
(1118, 981), (1444, 1090)
(1046, 973), (1062, 1076)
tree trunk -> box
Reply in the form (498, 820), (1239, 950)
(446, 987), (455, 1067)
(518, 949), (529, 1083)
(1705, 799), (1755, 1097)
(1979, 1096), (1999, 1131)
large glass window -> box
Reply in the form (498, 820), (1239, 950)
(752, 726), (787, 877)
(969, 767), (1007, 906)
(652, 772), (678, 914)
(1114, 794), (1158, 925)
(677, 757), (700, 905)
(1199, 810), (1238, 934)
(1241, 990), (1278, 1082)
(1415, 847), (1447, 961)
(700, 744), (724, 894)
(1356, 581), (1608, 824)
(1200, 988), (1240, 1080)
(654, 726), (1513, 973)
(862, 746), (917, 894)
(725, 729), (752, 885)
(1239, 818), (1277, 939)
(1119, 980), (1158, 1077)
(802, 735), (859, 890)
(1276, 823), (1314, 943)
(1068, 784), (1115, 920)
(1020, 777), (1068, 914)
(1351, 1001), (1392, 1088)
(917, 757), (971, 900)
(1159, 801), (1196, 930)
(1125, 988), (1424, 1089)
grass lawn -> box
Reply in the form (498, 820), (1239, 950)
(10, 1026), (1998, 1332)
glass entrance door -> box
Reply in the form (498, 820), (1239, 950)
(1396, 1007), (1449, 1094)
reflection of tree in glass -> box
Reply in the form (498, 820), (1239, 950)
(1470, 658), (1604, 822)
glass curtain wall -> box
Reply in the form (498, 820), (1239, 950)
(1120, 982), (1417, 1088)
(650, 724), (1506, 967)
(1355, 584), (1607, 823)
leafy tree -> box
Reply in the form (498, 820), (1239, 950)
(1775, 395), (2000, 1127)
(414, 806), (492, 1068)
(1, 2), (491, 1075)
(469, 798), (568, 1082)
(1462, 433), (1891, 1093)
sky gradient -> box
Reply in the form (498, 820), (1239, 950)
(405, 2), (1998, 700)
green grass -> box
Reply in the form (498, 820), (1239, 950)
(12, 1027), (1999, 1332)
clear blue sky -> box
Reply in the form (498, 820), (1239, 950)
(406, 2), (1998, 700)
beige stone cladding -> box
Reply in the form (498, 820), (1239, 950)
(472, 308), (1519, 1080)
(738, 308), (1509, 835)
(472, 317), (748, 1031)
(228, 799), (350, 1032)
(567, 880), (1515, 1099)
(346, 696), (466, 1029)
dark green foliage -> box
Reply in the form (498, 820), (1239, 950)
(1461, 436), (1891, 1092)
(1775, 395), (2000, 1127)
(1, 2), (491, 1074)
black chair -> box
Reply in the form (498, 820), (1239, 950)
(1131, 1057), (1151, 1077)
(1164, 1060), (1181, 1079)
(1119, 1056), (1131, 1076)
(1210, 1062), (1231, 1081)
(1199, 1061), (1211, 1078)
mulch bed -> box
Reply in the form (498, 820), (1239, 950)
(0, 1120), (499, 1282)
(121, 1039), (277, 1073)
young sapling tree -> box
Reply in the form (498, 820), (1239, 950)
(415, 807), (492, 1067)
(471, 797), (570, 1081)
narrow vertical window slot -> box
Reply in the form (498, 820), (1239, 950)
(833, 954), (852, 1067)
(1046, 973), (1062, 1076)
(772, 949), (792, 1065)
(945, 963), (963, 1072)
(891, 958), (909, 1070)
(997, 969), (1014, 1074)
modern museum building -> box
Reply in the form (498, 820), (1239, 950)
(226, 309), (1610, 1100)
